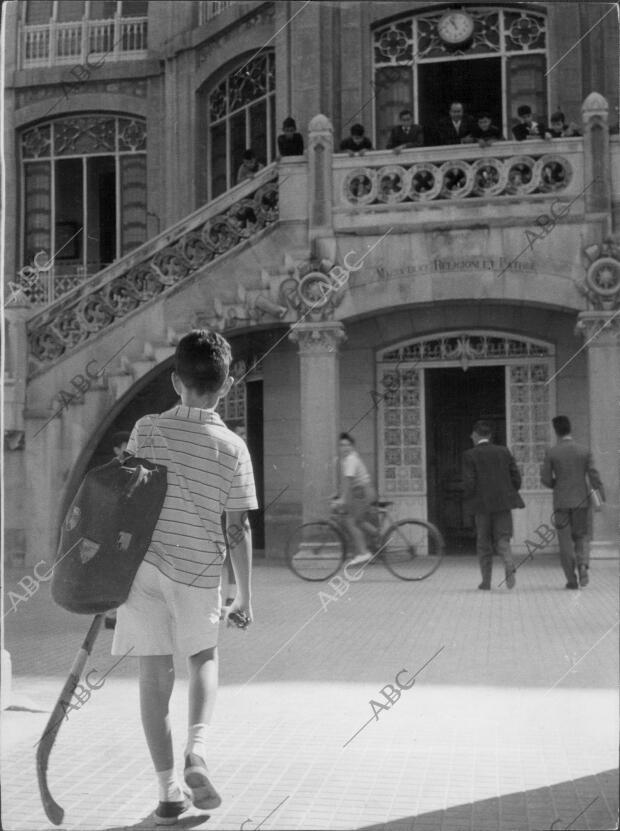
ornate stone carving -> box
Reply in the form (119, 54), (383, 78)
(575, 310), (620, 345)
(197, 278), (287, 332)
(578, 238), (620, 310)
(277, 256), (348, 322)
(341, 154), (572, 205)
(16, 79), (147, 110)
(288, 321), (347, 354)
(374, 8), (545, 64)
(27, 176), (280, 373)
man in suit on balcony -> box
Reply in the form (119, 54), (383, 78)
(386, 109), (424, 153)
(462, 420), (525, 590)
(541, 415), (604, 589)
(437, 102), (475, 145)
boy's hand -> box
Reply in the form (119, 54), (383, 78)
(225, 597), (253, 629)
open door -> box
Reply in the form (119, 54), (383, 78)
(426, 366), (505, 552)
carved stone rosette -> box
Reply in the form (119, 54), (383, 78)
(579, 238), (620, 310)
(288, 321), (347, 355)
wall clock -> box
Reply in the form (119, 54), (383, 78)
(437, 10), (475, 45)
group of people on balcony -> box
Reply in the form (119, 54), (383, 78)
(235, 104), (580, 186)
(339, 102), (580, 156)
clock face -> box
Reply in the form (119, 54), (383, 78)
(437, 10), (475, 44)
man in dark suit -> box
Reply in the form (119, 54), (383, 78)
(462, 420), (525, 590)
(541, 415), (604, 589)
(386, 109), (424, 152)
(437, 102), (475, 145)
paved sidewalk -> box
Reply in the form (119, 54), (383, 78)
(2, 554), (618, 831)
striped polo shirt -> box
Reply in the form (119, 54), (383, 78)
(127, 405), (257, 588)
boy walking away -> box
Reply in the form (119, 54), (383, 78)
(541, 415), (604, 589)
(112, 330), (257, 825)
(462, 421), (524, 590)
(340, 123), (373, 155)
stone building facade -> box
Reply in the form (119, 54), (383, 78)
(3, 0), (620, 567)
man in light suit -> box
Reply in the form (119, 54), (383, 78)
(462, 420), (525, 590)
(541, 415), (604, 589)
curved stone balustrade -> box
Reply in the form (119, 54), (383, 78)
(27, 175), (279, 374)
(341, 153), (572, 206)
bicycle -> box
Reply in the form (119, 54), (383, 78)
(286, 498), (445, 582)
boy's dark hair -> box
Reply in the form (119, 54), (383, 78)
(175, 330), (232, 395)
(399, 108), (413, 118)
(552, 415), (571, 436)
(351, 123), (365, 136)
(112, 431), (130, 448)
(473, 420), (492, 438)
(282, 116), (297, 129)
(242, 149), (256, 160)
(477, 111), (491, 120)
(550, 111), (566, 124)
(339, 432), (355, 445)
(517, 105), (532, 117)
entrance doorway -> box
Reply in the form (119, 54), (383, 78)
(425, 366), (505, 552)
(418, 57), (502, 143)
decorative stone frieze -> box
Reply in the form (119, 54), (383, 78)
(288, 320), (347, 354)
(342, 153), (572, 206)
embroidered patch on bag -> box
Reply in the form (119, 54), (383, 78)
(66, 505), (81, 531)
(79, 538), (100, 564)
(116, 531), (132, 551)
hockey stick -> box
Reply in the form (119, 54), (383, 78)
(36, 614), (105, 825)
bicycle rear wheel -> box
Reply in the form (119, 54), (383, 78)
(286, 521), (346, 581)
(381, 519), (445, 581)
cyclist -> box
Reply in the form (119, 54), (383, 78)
(332, 432), (377, 566)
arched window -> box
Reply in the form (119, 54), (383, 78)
(20, 114), (147, 303)
(205, 52), (276, 200)
(373, 6), (548, 148)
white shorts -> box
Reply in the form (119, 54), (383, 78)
(111, 561), (222, 657)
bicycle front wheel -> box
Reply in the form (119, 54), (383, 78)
(381, 519), (445, 581)
(286, 521), (346, 581)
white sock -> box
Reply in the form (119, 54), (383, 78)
(156, 767), (184, 802)
(185, 723), (209, 761)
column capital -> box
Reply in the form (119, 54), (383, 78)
(288, 320), (346, 354)
(575, 310), (620, 346)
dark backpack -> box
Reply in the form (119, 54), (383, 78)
(52, 455), (167, 614)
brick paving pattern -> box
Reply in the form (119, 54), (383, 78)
(2, 554), (618, 831)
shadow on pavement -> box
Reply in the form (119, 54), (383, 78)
(100, 810), (212, 831)
(354, 769), (619, 831)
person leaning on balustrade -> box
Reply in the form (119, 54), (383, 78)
(386, 109), (424, 153)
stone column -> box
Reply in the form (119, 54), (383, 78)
(289, 321), (346, 522)
(576, 310), (620, 556)
(307, 114), (334, 247)
(581, 92), (611, 217)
